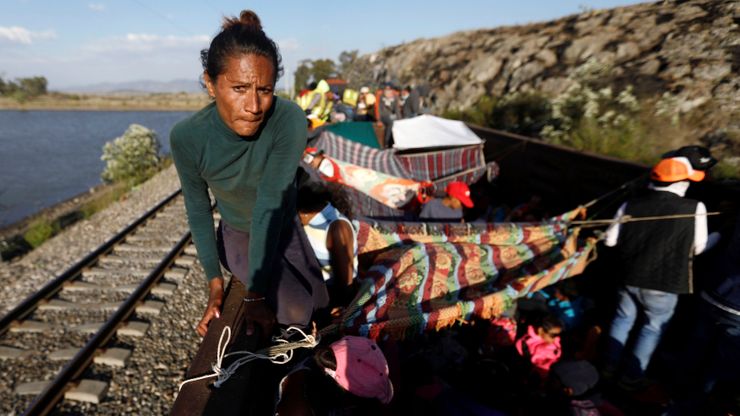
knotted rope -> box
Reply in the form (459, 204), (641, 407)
(177, 325), (318, 391)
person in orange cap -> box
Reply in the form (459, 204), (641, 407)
(418, 181), (474, 222)
(602, 156), (720, 391)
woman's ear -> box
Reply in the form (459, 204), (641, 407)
(204, 72), (216, 98)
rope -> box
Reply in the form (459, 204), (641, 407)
(566, 211), (722, 228)
(581, 174), (646, 209)
(177, 325), (318, 391)
(430, 165), (487, 185)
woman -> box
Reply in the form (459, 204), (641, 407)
(170, 10), (326, 340)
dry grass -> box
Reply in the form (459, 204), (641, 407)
(0, 92), (210, 111)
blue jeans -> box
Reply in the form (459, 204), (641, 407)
(605, 285), (679, 379)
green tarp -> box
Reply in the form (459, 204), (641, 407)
(325, 122), (380, 149)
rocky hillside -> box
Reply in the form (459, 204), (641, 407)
(359, 0), (737, 120)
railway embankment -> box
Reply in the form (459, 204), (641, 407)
(0, 165), (212, 414)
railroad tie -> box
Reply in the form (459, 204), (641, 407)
(38, 299), (120, 312)
(174, 256), (197, 267)
(71, 320), (150, 337)
(164, 268), (188, 282)
(0, 345), (32, 360)
(115, 244), (173, 254)
(135, 300), (165, 315)
(15, 379), (117, 404)
(63, 379), (109, 404)
(48, 347), (132, 367)
(9, 320), (53, 333)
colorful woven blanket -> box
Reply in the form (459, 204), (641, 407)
(335, 208), (595, 340)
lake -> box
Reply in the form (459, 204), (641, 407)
(0, 110), (193, 228)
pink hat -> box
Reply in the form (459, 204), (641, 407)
(327, 336), (394, 404)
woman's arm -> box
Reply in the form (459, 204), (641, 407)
(170, 128), (224, 336)
(170, 131), (220, 281)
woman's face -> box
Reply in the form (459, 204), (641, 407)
(205, 54), (275, 137)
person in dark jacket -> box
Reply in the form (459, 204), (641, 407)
(375, 83), (401, 148)
(602, 156), (720, 388)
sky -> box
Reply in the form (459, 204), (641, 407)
(0, 0), (646, 91)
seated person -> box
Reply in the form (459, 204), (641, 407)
(419, 181), (474, 223)
(515, 315), (564, 381)
(297, 179), (358, 319)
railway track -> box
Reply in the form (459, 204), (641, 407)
(0, 189), (211, 415)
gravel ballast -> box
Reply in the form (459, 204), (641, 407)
(0, 166), (212, 415)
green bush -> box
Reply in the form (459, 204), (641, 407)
(101, 124), (161, 185)
(487, 92), (552, 137)
(24, 218), (58, 248)
(442, 95), (496, 126)
(712, 158), (740, 180)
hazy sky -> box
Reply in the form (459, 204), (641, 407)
(1, 0), (645, 90)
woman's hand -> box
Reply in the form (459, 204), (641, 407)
(243, 290), (276, 344)
(196, 277), (225, 337)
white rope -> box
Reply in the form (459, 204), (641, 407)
(177, 325), (318, 391)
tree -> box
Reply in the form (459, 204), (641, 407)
(294, 59), (313, 95)
(292, 58), (339, 95)
(0, 78), (19, 96)
(101, 124), (162, 185)
(338, 50), (359, 81)
(311, 59), (337, 83)
(19, 76), (47, 97)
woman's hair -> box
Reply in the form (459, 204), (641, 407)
(297, 179), (354, 220)
(200, 10), (283, 84)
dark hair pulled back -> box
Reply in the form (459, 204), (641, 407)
(201, 10), (283, 84)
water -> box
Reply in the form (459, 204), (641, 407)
(0, 110), (193, 228)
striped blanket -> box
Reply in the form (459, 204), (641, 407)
(337, 208), (596, 339)
(311, 131), (498, 217)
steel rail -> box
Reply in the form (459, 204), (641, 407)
(21, 229), (192, 416)
(0, 189), (182, 335)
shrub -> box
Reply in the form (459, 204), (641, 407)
(712, 158), (740, 180)
(24, 217), (58, 248)
(487, 92), (552, 137)
(101, 124), (161, 185)
(442, 95), (496, 126)
(535, 59), (671, 163)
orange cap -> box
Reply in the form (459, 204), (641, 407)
(651, 157), (705, 182)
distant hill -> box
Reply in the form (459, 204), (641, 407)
(57, 79), (203, 94)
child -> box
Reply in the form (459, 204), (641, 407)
(276, 336), (394, 415)
(515, 315), (564, 380)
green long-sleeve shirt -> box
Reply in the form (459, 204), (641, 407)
(170, 97), (307, 293)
